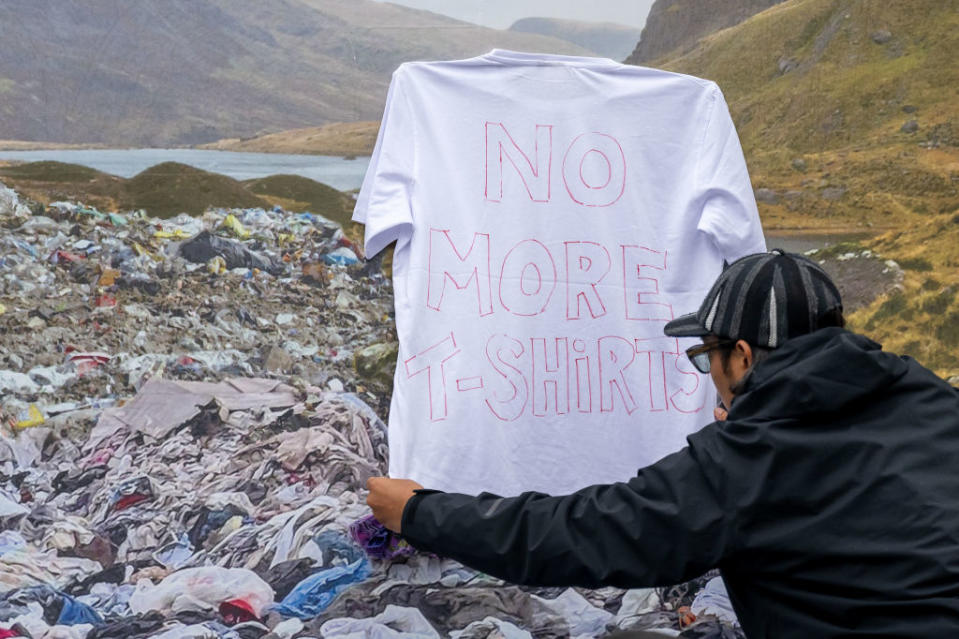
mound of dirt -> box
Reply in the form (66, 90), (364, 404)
(0, 160), (109, 183)
(242, 174), (355, 227)
(0, 161), (124, 209)
(121, 162), (267, 218)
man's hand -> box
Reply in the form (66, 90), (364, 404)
(366, 477), (423, 532)
(714, 405), (729, 421)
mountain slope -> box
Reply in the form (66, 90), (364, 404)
(648, 0), (959, 378)
(656, 0), (959, 231)
(0, 0), (590, 146)
(508, 17), (640, 60)
(626, 0), (787, 63)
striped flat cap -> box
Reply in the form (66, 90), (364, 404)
(663, 249), (843, 348)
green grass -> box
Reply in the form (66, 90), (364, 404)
(935, 311), (959, 344)
(866, 291), (909, 330)
(921, 288), (955, 315)
(854, 214), (959, 378)
(121, 162), (267, 218)
(898, 257), (934, 272)
(0, 161), (111, 183)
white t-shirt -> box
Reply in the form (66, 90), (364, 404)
(354, 49), (766, 496)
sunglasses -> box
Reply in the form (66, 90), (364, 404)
(685, 339), (736, 374)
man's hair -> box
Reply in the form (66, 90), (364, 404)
(719, 308), (846, 395)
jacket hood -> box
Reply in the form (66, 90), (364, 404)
(728, 328), (910, 420)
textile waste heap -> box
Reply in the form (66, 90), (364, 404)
(0, 182), (742, 638)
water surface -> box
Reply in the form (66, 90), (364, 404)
(0, 149), (371, 192)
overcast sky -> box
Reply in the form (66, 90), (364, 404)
(374, 0), (655, 30)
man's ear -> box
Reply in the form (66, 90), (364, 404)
(736, 339), (754, 371)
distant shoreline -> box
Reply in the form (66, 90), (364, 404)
(0, 121), (381, 158)
(0, 140), (115, 151)
(0, 141), (367, 158)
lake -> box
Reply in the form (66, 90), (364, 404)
(0, 150), (882, 254)
(0, 149), (372, 192)
(765, 231), (877, 255)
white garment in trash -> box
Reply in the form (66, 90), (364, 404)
(355, 49), (766, 495)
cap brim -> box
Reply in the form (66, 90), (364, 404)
(663, 313), (709, 338)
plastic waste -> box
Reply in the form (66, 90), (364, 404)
(207, 255), (227, 274)
(66, 352), (111, 377)
(57, 594), (104, 626)
(15, 404), (45, 429)
(128, 567), (275, 618)
(0, 183), (31, 217)
(0, 371), (41, 394)
(272, 558), (370, 619)
(179, 230), (279, 274)
(323, 246), (359, 266)
(220, 214), (251, 239)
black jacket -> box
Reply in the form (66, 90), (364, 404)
(401, 328), (959, 637)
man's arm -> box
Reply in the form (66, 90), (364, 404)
(369, 444), (734, 589)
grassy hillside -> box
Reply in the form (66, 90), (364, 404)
(200, 122), (379, 157)
(653, 0), (959, 379)
(658, 0), (959, 231)
(627, 0), (786, 63)
(0, 161), (124, 210)
(0, 161), (357, 224)
(120, 163), (268, 218)
(852, 213), (959, 375)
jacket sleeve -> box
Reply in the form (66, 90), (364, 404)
(399, 441), (735, 588)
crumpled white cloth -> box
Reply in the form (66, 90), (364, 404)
(320, 604), (440, 639)
(450, 617), (533, 639)
(691, 576), (739, 625)
(531, 588), (614, 636)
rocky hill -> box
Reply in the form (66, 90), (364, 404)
(650, 0), (959, 377)
(655, 0), (958, 230)
(509, 17), (640, 60)
(626, 0), (787, 63)
(0, 0), (589, 147)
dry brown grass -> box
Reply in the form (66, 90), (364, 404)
(197, 122), (379, 157)
(0, 140), (111, 151)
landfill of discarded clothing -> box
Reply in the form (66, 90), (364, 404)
(0, 181), (743, 638)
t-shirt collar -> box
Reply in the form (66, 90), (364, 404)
(483, 49), (618, 68)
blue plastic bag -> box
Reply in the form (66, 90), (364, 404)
(271, 558), (370, 618)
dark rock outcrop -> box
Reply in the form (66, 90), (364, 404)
(626, 0), (788, 64)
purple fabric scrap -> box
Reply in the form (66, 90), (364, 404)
(348, 514), (415, 561)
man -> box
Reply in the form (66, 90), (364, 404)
(367, 249), (959, 637)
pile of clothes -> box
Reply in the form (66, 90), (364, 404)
(0, 182), (742, 637)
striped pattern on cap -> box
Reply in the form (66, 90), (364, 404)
(663, 249), (843, 348)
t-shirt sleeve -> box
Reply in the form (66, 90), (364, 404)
(695, 85), (766, 261)
(353, 67), (415, 257)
